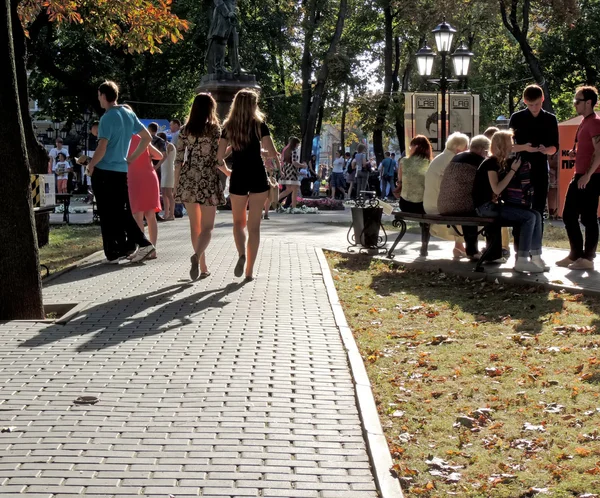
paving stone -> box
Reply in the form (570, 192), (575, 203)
(0, 217), (377, 496)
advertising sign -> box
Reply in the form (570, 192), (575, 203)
(405, 92), (480, 152)
(412, 93), (439, 149)
(449, 94), (478, 138)
(139, 119), (172, 141)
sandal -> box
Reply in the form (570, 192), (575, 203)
(234, 254), (246, 277)
(190, 254), (199, 281)
(200, 271), (211, 279)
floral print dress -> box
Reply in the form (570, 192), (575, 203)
(175, 124), (226, 206)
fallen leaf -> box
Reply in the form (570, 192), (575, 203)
(522, 422), (546, 432)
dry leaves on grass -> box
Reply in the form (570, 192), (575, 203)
(325, 252), (600, 495)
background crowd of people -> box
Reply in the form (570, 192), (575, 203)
(391, 83), (600, 274)
(60, 79), (600, 279)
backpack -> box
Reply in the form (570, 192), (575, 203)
(502, 157), (534, 208)
(346, 158), (355, 174)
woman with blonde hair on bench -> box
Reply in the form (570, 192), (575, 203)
(473, 130), (547, 273)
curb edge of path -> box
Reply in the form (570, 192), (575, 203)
(42, 250), (105, 286)
(315, 248), (404, 498)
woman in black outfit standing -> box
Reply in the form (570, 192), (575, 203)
(217, 89), (280, 280)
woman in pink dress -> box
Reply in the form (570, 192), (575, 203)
(127, 134), (163, 258)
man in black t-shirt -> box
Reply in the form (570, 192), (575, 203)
(509, 84), (559, 219)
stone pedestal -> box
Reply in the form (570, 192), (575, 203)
(197, 73), (261, 121)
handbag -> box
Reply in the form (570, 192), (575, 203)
(502, 157), (534, 208)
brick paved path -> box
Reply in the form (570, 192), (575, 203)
(0, 216), (380, 498)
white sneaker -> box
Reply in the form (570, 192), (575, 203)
(105, 256), (125, 265)
(514, 259), (544, 273)
(128, 245), (156, 263)
(531, 255), (550, 271)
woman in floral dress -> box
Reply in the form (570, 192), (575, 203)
(175, 93), (229, 280)
(277, 136), (303, 209)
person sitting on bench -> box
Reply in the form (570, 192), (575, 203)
(394, 135), (432, 214)
(437, 135), (491, 262)
(473, 130), (547, 273)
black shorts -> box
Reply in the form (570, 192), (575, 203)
(229, 168), (269, 196)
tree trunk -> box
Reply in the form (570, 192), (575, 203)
(300, 0), (317, 141)
(315, 90), (326, 137)
(392, 36), (405, 153)
(301, 0), (348, 163)
(340, 86), (348, 153)
(499, 0), (554, 113)
(372, 3), (393, 165)
(0, 0), (44, 320)
(11, 2), (48, 174)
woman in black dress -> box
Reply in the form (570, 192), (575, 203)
(217, 89), (280, 280)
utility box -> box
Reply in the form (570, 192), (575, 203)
(31, 174), (56, 207)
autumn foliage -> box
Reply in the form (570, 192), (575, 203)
(17, 0), (190, 53)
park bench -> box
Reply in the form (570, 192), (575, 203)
(387, 211), (512, 272)
(55, 193), (72, 224)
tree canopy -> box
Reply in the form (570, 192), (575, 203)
(21, 0), (600, 151)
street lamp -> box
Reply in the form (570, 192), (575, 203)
(416, 19), (474, 148)
(415, 44), (435, 78)
(451, 43), (474, 77)
(46, 126), (55, 141)
(60, 127), (69, 140)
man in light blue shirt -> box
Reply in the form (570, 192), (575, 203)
(88, 81), (155, 263)
(379, 152), (395, 200)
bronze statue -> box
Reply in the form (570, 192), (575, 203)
(205, 0), (241, 77)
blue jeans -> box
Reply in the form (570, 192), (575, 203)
(380, 175), (393, 198)
(477, 201), (542, 258)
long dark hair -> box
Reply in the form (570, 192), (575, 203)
(184, 93), (220, 137)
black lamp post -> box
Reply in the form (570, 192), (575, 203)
(416, 19), (473, 148)
(46, 126), (55, 142)
(75, 110), (92, 187)
(52, 119), (62, 144)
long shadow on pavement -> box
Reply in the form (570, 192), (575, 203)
(43, 260), (126, 288)
(22, 281), (247, 352)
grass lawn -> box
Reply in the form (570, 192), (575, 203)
(39, 225), (103, 277)
(326, 251), (600, 497)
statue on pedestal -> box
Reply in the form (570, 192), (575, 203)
(205, 0), (241, 78)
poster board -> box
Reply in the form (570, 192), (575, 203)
(405, 92), (480, 152)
